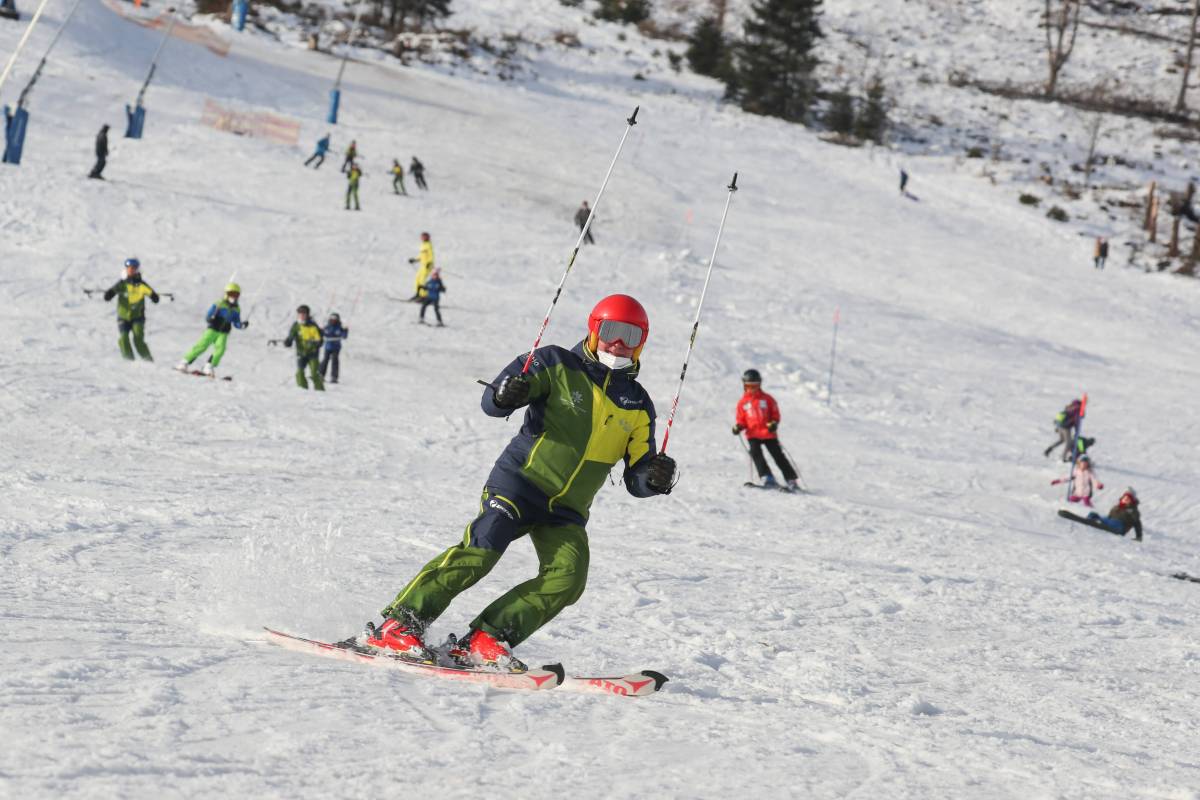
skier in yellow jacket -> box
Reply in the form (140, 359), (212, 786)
(407, 232), (434, 301)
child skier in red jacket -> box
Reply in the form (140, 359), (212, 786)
(732, 369), (801, 491)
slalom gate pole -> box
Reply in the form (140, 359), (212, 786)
(1066, 392), (1088, 502)
(0, 0), (52, 97)
(826, 307), (840, 407)
(659, 172), (738, 455)
(518, 106), (639, 375)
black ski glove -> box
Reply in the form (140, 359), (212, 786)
(645, 453), (677, 495)
(241, 320), (250, 330)
(493, 375), (531, 409)
(766, 421), (778, 432)
(151, 292), (160, 304)
(103, 289), (116, 301)
(731, 425), (743, 435)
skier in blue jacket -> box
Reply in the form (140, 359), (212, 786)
(319, 312), (348, 383)
(419, 268), (446, 326)
(304, 134), (331, 169)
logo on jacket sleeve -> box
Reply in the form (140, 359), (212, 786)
(560, 390), (585, 414)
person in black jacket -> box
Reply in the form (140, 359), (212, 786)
(410, 156), (428, 190)
(88, 124), (109, 179)
(574, 201), (595, 244)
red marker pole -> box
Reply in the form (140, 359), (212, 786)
(520, 107), (640, 374)
(827, 307), (841, 407)
(660, 173), (738, 455)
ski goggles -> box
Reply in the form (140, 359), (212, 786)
(596, 320), (644, 347)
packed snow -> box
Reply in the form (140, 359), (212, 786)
(2, 2), (1199, 798)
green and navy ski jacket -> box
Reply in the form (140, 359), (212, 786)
(481, 341), (659, 524)
(284, 320), (324, 356)
(104, 277), (158, 322)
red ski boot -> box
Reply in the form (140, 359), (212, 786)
(464, 629), (526, 673)
(363, 618), (435, 663)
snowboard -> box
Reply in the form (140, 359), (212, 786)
(263, 628), (668, 697)
(1057, 509), (1125, 537)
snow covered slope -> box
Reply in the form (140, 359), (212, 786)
(2, 3), (1200, 797)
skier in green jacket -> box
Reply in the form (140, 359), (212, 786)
(282, 304), (325, 390)
(361, 295), (677, 671)
(103, 258), (160, 361)
(175, 283), (247, 378)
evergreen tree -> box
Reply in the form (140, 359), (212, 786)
(728, 0), (823, 122)
(853, 74), (888, 143)
(594, 0), (651, 25)
(826, 87), (855, 136)
(388, 0), (451, 31)
(686, 15), (726, 77)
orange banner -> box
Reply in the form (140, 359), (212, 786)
(102, 0), (231, 57)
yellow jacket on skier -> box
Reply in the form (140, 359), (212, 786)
(413, 234), (434, 298)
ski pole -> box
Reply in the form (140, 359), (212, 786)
(659, 172), (738, 455)
(737, 432), (755, 482)
(82, 288), (105, 297)
(519, 106), (639, 375)
(780, 441), (808, 491)
(827, 307), (840, 407)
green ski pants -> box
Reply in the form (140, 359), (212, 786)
(118, 319), (152, 361)
(383, 488), (589, 647)
(296, 353), (325, 390)
(184, 329), (229, 367)
(346, 184), (360, 210)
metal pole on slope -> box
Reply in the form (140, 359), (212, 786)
(518, 106), (640, 375)
(826, 306), (840, 406)
(125, 9), (177, 138)
(327, 0), (365, 124)
(3, 0), (82, 165)
(659, 172), (738, 455)
(1065, 392), (1088, 502)
(13, 0), (82, 109)
(0, 0), (52, 97)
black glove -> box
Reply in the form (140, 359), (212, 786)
(242, 320), (250, 330)
(151, 292), (160, 304)
(646, 453), (677, 494)
(731, 425), (743, 435)
(766, 421), (778, 433)
(408, 257), (418, 264)
(493, 375), (531, 409)
(103, 289), (116, 301)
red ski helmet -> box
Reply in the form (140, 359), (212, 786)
(587, 294), (649, 360)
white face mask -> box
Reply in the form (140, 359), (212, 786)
(597, 350), (632, 370)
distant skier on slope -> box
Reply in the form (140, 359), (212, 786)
(1085, 489), (1143, 541)
(319, 312), (348, 384)
(1093, 237), (1109, 270)
(410, 156), (427, 190)
(732, 369), (801, 491)
(282, 304), (325, 391)
(175, 283), (246, 378)
(304, 133), (330, 169)
(575, 200), (596, 244)
(418, 268), (446, 326)
(345, 162), (362, 210)
(88, 124), (109, 180)
(360, 295), (677, 670)
(407, 231), (434, 301)
(1043, 398), (1083, 461)
(341, 139), (357, 173)
(103, 257), (160, 361)
(1050, 453), (1103, 507)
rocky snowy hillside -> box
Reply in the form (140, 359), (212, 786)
(2, 1), (1200, 798)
